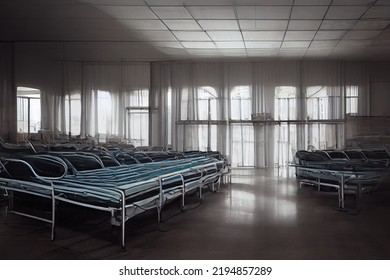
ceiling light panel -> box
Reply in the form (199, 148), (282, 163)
(163, 20), (201, 30)
(198, 20), (239, 30)
(173, 31), (211, 41)
(315, 30), (346, 39)
(363, 6), (390, 19)
(186, 6), (236, 19)
(239, 20), (288, 30)
(119, 20), (168, 30)
(343, 30), (382, 39)
(207, 31), (242, 41)
(150, 7), (192, 19)
(291, 6), (328, 19)
(242, 31), (285, 40)
(325, 6), (368, 19)
(320, 20), (357, 29)
(288, 20), (322, 30)
(285, 31), (316, 40)
(353, 20), (390, 29)
(181, 42), (216, 48)
(97, 6), (157, 19)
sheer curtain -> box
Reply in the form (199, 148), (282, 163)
(150, 60), (370, 168)
(0, 43), (17, 142)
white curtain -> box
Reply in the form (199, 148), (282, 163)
(0, 43), (17, 142)
(150, 61), (370, 168)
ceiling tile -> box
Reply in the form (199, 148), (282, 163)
(343, 30), (382, 39)
(281, 41), (311, 48)
(315, 30), (346, 40)
(83, 0), (146, 4)
(145, 0), (185, 4)
(215, 41), (245, 48)
(186, 49), (221, 56)
(288, 20), (322, 30)
(236, 6), (255, 19)
(150, 6), (192, 19)
(294, 0), (332, 4)
(374, 0), (390, 4)
(163, 20), (201, 30)
(336, 39), (372, 47)
(247, 49), (279, 57)
(245, 41), (282, 48)
(285, 31), (316, 40)
(182, 42), (216, 48)
(278, 49), (306, 57)
(198, 20), (239, 30)
(320, 20), (357, 30)
(173, 31), (211, 41)
(332, 0), (373, 5)
(186, 6), (236, 19)
(255, 6), (292, 19)
(235, 0), (293, 4)
(310, 40), (339, 47)
(239, 20), (288, 30)
(149, 41), (183, 48)
(207, 31), (242, 41)
(135, 30), (177, 41)
(184, 0), (235, 4)
(291, 6), (328, 19)
(119, 20), (167, 30)
(325, 6), (368, 19)
(242, 31), (285, 40)
(237, 6), (291, 19)
(353, 20), (390, 29)
(363, 6), (390, 19)
(97, 6), (157, 19)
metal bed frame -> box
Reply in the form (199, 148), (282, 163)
(0, 155), (226, 248)
(296, 166), (383, 209)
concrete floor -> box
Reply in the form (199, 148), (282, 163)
(1, 168), (390, 260)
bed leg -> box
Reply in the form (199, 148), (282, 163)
(121, 193), (126, 249)
(51, 187), (56, 241)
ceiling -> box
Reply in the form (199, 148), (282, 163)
(1, 0), (390, 61)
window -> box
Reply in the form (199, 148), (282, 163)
(17, 87), (41, 135)
(306, 86), (329, 120)
(346, 85), (358, 115)
(126, 89), (149, 147)
(64, 93), (81, 136)
(231, 124), (254, 167)
(231, 86), (251, 120)
(196, 86), (218, 120)
(274, 86), (296, 120)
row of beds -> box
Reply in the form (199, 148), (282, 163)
(294, 149), (390, 209)
(0, 141), (230, 248)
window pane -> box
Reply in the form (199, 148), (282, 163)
(231, 86), (251, 120)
